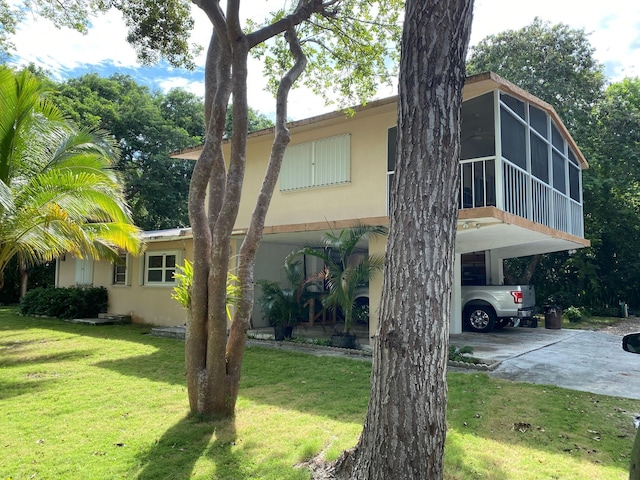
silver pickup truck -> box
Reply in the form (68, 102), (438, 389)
(461, 285), (536, 333)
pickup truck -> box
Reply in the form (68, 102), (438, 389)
(461, 285), (536, 333)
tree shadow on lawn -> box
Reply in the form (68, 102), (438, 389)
(0, 309), (165, 347)
(96, 345), (372, 423)
(0, 348), (95, 368)
(0, 377), (55, 401)
(136, 414), (238, 480)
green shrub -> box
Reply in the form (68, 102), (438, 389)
(586, 306), (620, 318)
(19, 286), (108, 319)
(563, 305), (583, 323)
(449, 345), (481, 364)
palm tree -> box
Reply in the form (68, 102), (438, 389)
(302, 223), (387, 336)
(0, 67), (143, 291)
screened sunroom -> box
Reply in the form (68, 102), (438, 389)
(452, 73), (589, 259)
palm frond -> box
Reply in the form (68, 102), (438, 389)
(0, 67), (142, 278)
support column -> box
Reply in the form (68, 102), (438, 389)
(487, 250), (504, 285)
(450, 253), (462, 334)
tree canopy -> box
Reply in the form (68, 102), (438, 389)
(53, 73), (203, 231)
(0, 67), (142, 289)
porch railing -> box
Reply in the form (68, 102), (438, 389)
(460, 157), (584, 238)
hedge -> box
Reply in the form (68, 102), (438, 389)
(19, 286), (108, 319)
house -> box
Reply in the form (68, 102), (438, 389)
(55, 72), (590, 336)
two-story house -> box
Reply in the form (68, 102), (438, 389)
(55, 72), (590, 336)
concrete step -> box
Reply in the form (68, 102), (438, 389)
(150, 326), (186, 340)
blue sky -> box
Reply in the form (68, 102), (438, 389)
(8, 0), (640, 121)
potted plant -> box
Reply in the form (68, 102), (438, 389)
(302, 223), (387, 349)
(256, 252), (306, 340)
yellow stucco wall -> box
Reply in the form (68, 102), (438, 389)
(232, 101), (397, 230)
(57, 239), (195, 327)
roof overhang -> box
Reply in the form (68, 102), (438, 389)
(170, 72), (587, 169)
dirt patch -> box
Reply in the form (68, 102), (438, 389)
(595, 317), (640, 337)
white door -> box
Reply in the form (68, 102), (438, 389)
(75, 257), (94, 285)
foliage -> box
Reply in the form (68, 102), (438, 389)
(224, 104), (274, 139)
(172, 259), (240, 320)
(1, 309), (637, 479)
(19, 286), (108, 318)
(53, 73), (204, 231)
(301, 224), (387, 335)
(448, 345), (481, 364)
(563, 306), (583, 323)
(256, 252), (307, 328)
(0, 256), (55, 304)
(0, 67), (143, 292)
(249, 1), (403, 110)
(0, 0), (21, 59)
(0, 0), (198, 67)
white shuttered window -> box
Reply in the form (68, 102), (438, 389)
(280, 134), (350, 191)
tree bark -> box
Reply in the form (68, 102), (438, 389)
(186, 1), (319, 417)
(330, 1), (474, 478)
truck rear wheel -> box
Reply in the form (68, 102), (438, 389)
(464, 306), (496, 333)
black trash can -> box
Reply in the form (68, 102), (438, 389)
(544, 305), (562, 330)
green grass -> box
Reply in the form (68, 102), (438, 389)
(1, 307), (638, 479)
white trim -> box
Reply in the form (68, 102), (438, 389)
(143, 250), (183, 286)
(112, 253), (129, 286)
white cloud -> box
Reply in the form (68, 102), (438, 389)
(471, 0), (640, 81)
(11, 9), (137, 79)
(8, 1), (640, 119)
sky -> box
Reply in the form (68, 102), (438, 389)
(8, 0), (640, 121)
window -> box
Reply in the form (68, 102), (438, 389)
(569, 165), (580, 202)
(461, 92), (496, 160)
(113, 253), (128, 285)
(501, 93), (525, 119)
(279, 134), (350, 191)
(552, 151), (566, 194)
(500, 108), (526, 169)
(529, 105), (548, 138)
(144, 251), (180, 285)
(530, 133), (549, 183)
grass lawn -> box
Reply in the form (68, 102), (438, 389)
(1, 307), (639, 479)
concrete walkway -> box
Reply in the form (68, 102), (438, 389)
(451, 327), (640, 400)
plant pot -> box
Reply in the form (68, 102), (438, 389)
(330, 333), (357, 349)
(273, 325), (294, 341)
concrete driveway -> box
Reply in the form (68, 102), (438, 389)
(450, 327), (640, 400)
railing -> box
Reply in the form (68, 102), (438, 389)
(460, 157), (584, 238)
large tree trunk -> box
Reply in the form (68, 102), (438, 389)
(330, 1), (474, 478)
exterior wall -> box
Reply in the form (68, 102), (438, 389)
(231, 102), (396, 231)
(57, 239), (194, 327)
(56, 255), (77, 287)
